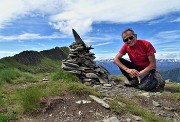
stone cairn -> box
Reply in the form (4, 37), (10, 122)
(62, 29), (113, 86)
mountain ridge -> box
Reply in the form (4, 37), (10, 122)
(14, 47), (69, 65)
(0, 46), (69, 73)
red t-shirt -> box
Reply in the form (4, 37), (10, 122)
(119, 40), (156, 69)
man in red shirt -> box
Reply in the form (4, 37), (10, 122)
(114, 28), (164, 89)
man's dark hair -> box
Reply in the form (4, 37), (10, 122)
(121, 28), (135, 37)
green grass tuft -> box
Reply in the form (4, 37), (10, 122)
(22, 72), (37, 83)
(0, 68), (21, 84)
(162, 82), (180, 100)
(111, 75), (127, 83)
(165, 82), (180, 92)
(51, 70), (79, 82)
(163, 92), (180, 100)
(109, 100), (125, 114)
(19, 86), (43, 113)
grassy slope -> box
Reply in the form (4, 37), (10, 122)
(0, 46), (69, 74)
(0, 57), (61, 74)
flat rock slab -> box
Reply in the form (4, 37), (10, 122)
(89, 95), (110, 109)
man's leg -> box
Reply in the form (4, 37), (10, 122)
(118, 58), (139, 86)
(119, 58), (138, 80)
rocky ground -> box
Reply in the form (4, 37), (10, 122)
(19, 80), (180, 122)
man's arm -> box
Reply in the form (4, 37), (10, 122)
(139, 54), (156, 76)
(114, 53), (139, 77)
(114, 53), (128, 71)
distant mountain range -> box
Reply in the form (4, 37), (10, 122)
(95, 59), (180, 82)
(0, 47), (179, 82)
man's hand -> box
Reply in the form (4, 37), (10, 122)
(126, 69), (140, 78)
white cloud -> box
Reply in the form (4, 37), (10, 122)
(155, 30), (180, 40)
(148, 30), (180, 46)
(146, 30), (180, 59)
(83, 35), (120, 43)
(170, 17), (180, 22)
(147, 17), (169, 25)
(0, 0), (62, 28)
(0, 0), (180, 34)
(155, 53), (180, 59)
(0, 50), (18, 59)
(0, 33), (68, 41)
(49, 0), (180, 34)
(49, 18), (93, 35)
(93, 42), (113, 47)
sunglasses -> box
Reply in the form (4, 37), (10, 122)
(123, 36), (134, 42)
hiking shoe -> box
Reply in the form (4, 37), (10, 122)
(124, 78), (139, 87)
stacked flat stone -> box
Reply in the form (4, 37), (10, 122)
(62, 29), (112, 86)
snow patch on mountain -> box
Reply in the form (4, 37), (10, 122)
(95, 58), (180, 75)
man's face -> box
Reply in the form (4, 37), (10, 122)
(122, 31), (136, 46)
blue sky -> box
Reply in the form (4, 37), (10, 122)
(0, 0), (180, 59)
